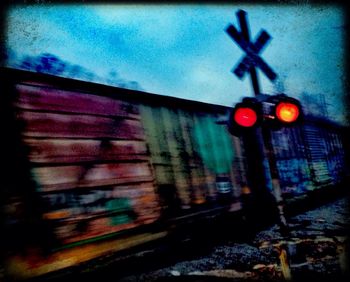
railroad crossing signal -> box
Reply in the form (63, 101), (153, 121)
(224, 10), (303, 135)
(225, 10), (297, 234)
(227, 94), (303, 136)
(226, 9), (277, 95)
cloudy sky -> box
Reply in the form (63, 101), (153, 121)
(4, 3), (347, 124)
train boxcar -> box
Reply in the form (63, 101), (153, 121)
(270, 118), (347, 196)
(1, 68), (245, 279)
(1, 68), (348, 280)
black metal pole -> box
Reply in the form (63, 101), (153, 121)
(261, 126), (289, 234)
(250, 67), (261, 96)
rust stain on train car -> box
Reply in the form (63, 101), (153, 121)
(5, 231), (168, 280)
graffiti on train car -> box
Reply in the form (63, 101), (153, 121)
(9, 78), (162, 247)
(276, 158), (312, 195)
(41, 189), (136, 243)
(42, 191), (134, 221)
(269, 123), (346, 196)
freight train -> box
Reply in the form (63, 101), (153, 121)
(1, 68), (348, 280)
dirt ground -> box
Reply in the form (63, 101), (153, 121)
(118, 196), (350, 282)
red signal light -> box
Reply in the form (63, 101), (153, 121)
(234, 107), (258, 127)
(276, 102), (300, 123)
(227, 98), (262, 136)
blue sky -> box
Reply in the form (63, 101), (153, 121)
(4, 4), (347, 124)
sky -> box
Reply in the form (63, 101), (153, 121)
(4, 3), (347, 124)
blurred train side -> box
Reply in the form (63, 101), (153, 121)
(270, 119), (347, 196)
(1, 68), (348, 279)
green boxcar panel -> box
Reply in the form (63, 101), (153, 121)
(192, 113), (235, 175)
(141, 103), (238, 211)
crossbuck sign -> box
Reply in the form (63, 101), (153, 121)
(226, 10), (277, 95)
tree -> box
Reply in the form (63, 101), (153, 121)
(18, 53), (66, 76)
(299, 91), (329, 119)
(35, 53), (66, 75)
